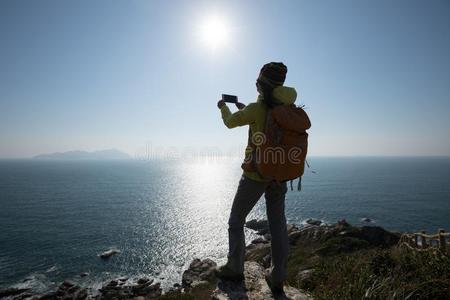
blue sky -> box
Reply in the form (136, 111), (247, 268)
(1, 0), (449, 158)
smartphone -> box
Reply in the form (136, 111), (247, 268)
(222, 94), (238, 103)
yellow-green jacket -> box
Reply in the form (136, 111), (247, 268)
(220, 86), (298, 182)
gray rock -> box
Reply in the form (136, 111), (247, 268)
(287, 224), (299, 234)
(263, 233), (272, 241)
(305, 218), (322, 226)
(288, 220), (400, 252)
(251, 237), (269, 244)
(262, 254), (271, 268)
(289, 224), (335, 244)
(199, 268), (215, 280)
(74, 288), (88, 300)
(62, 281), (75, 288)
(132, 282), (160, 297)
(245, 219), (270, 235)
(245, 243), (271, 265)
(182, 269), (197, 287)
(137, 278), (152, 285)
(337, 219), (350, 228)
(191, 280), (210, 288)
(165, 284), (183, 296)
(12, 292), (34, 300)
(49, 281), (88, 300)
(38, 291), (57, 300)
(99, 249), (120, 259)
(99, 277), (161, 299)
(106, 280), (118, 287)
(211, 261), (313, 300)
(182, 258), (217, 288)
(0, 288), (30, 298)
(347, 226), (400, 247)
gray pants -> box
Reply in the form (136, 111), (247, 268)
(227, 175), (289, 283)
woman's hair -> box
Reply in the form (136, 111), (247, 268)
(257, 79), (279, 109)
(256, 62), (287, 109)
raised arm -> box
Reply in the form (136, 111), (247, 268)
(217, 101), (253, 129)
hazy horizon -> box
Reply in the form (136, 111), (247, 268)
(1, 0), (450, 158)
(2, 147), (450, 160)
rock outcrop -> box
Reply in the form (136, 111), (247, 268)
(211, 261), (312, 300)
(31, 277), (161, 300)
(99, 277), (161, 299)
(245, 219), (270, 235)
(0, 287), (31, 299)
(1, 219), (405, 300)
(37, 280), (88, 300)
(182, 258), (217, 288)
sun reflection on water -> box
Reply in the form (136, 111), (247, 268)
(149, 158), (245, 286)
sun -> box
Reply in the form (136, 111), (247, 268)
(198, 15), (230, 51)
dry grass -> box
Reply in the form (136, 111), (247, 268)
(287, 239), (450, 300)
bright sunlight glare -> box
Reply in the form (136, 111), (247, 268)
(198, 15), (230, 51)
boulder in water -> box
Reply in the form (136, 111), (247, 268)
(99, 248), (120, 259)
(245, 219), (270, 235)
(305, 218), (322, 226)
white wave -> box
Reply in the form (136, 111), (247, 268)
(45, 265), (58, 273)
(12, 273), (56, 295)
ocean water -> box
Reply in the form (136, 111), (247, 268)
(1, 157), (449, 292)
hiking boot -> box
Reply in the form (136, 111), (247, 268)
(265, 270), (284, 295)
(214, 265), (244, 281)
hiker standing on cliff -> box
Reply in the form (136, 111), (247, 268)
(215, 62), (311, 295)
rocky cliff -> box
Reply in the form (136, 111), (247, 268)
(4, 220), (448, 300)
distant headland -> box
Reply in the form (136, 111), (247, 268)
(33, 149), (131, 160)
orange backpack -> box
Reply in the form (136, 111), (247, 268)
(242, 104), (311, 184)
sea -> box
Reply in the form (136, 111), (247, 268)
(1, 157), (449, 292)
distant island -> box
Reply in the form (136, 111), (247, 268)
(33, 149), (131, 160)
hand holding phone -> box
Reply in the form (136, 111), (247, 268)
(222, 94), (238, 103)
(235, 102), (245, 109)
(217, 100), (226, 109)
(218, 94), (245, 109)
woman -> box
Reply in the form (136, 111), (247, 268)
(215, 62), (298, 295)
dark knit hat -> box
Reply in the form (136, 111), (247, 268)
(258, 62), (287, 88)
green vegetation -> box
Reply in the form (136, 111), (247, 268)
(287, 235), (450, 300)
(159, 224), (449, 299)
